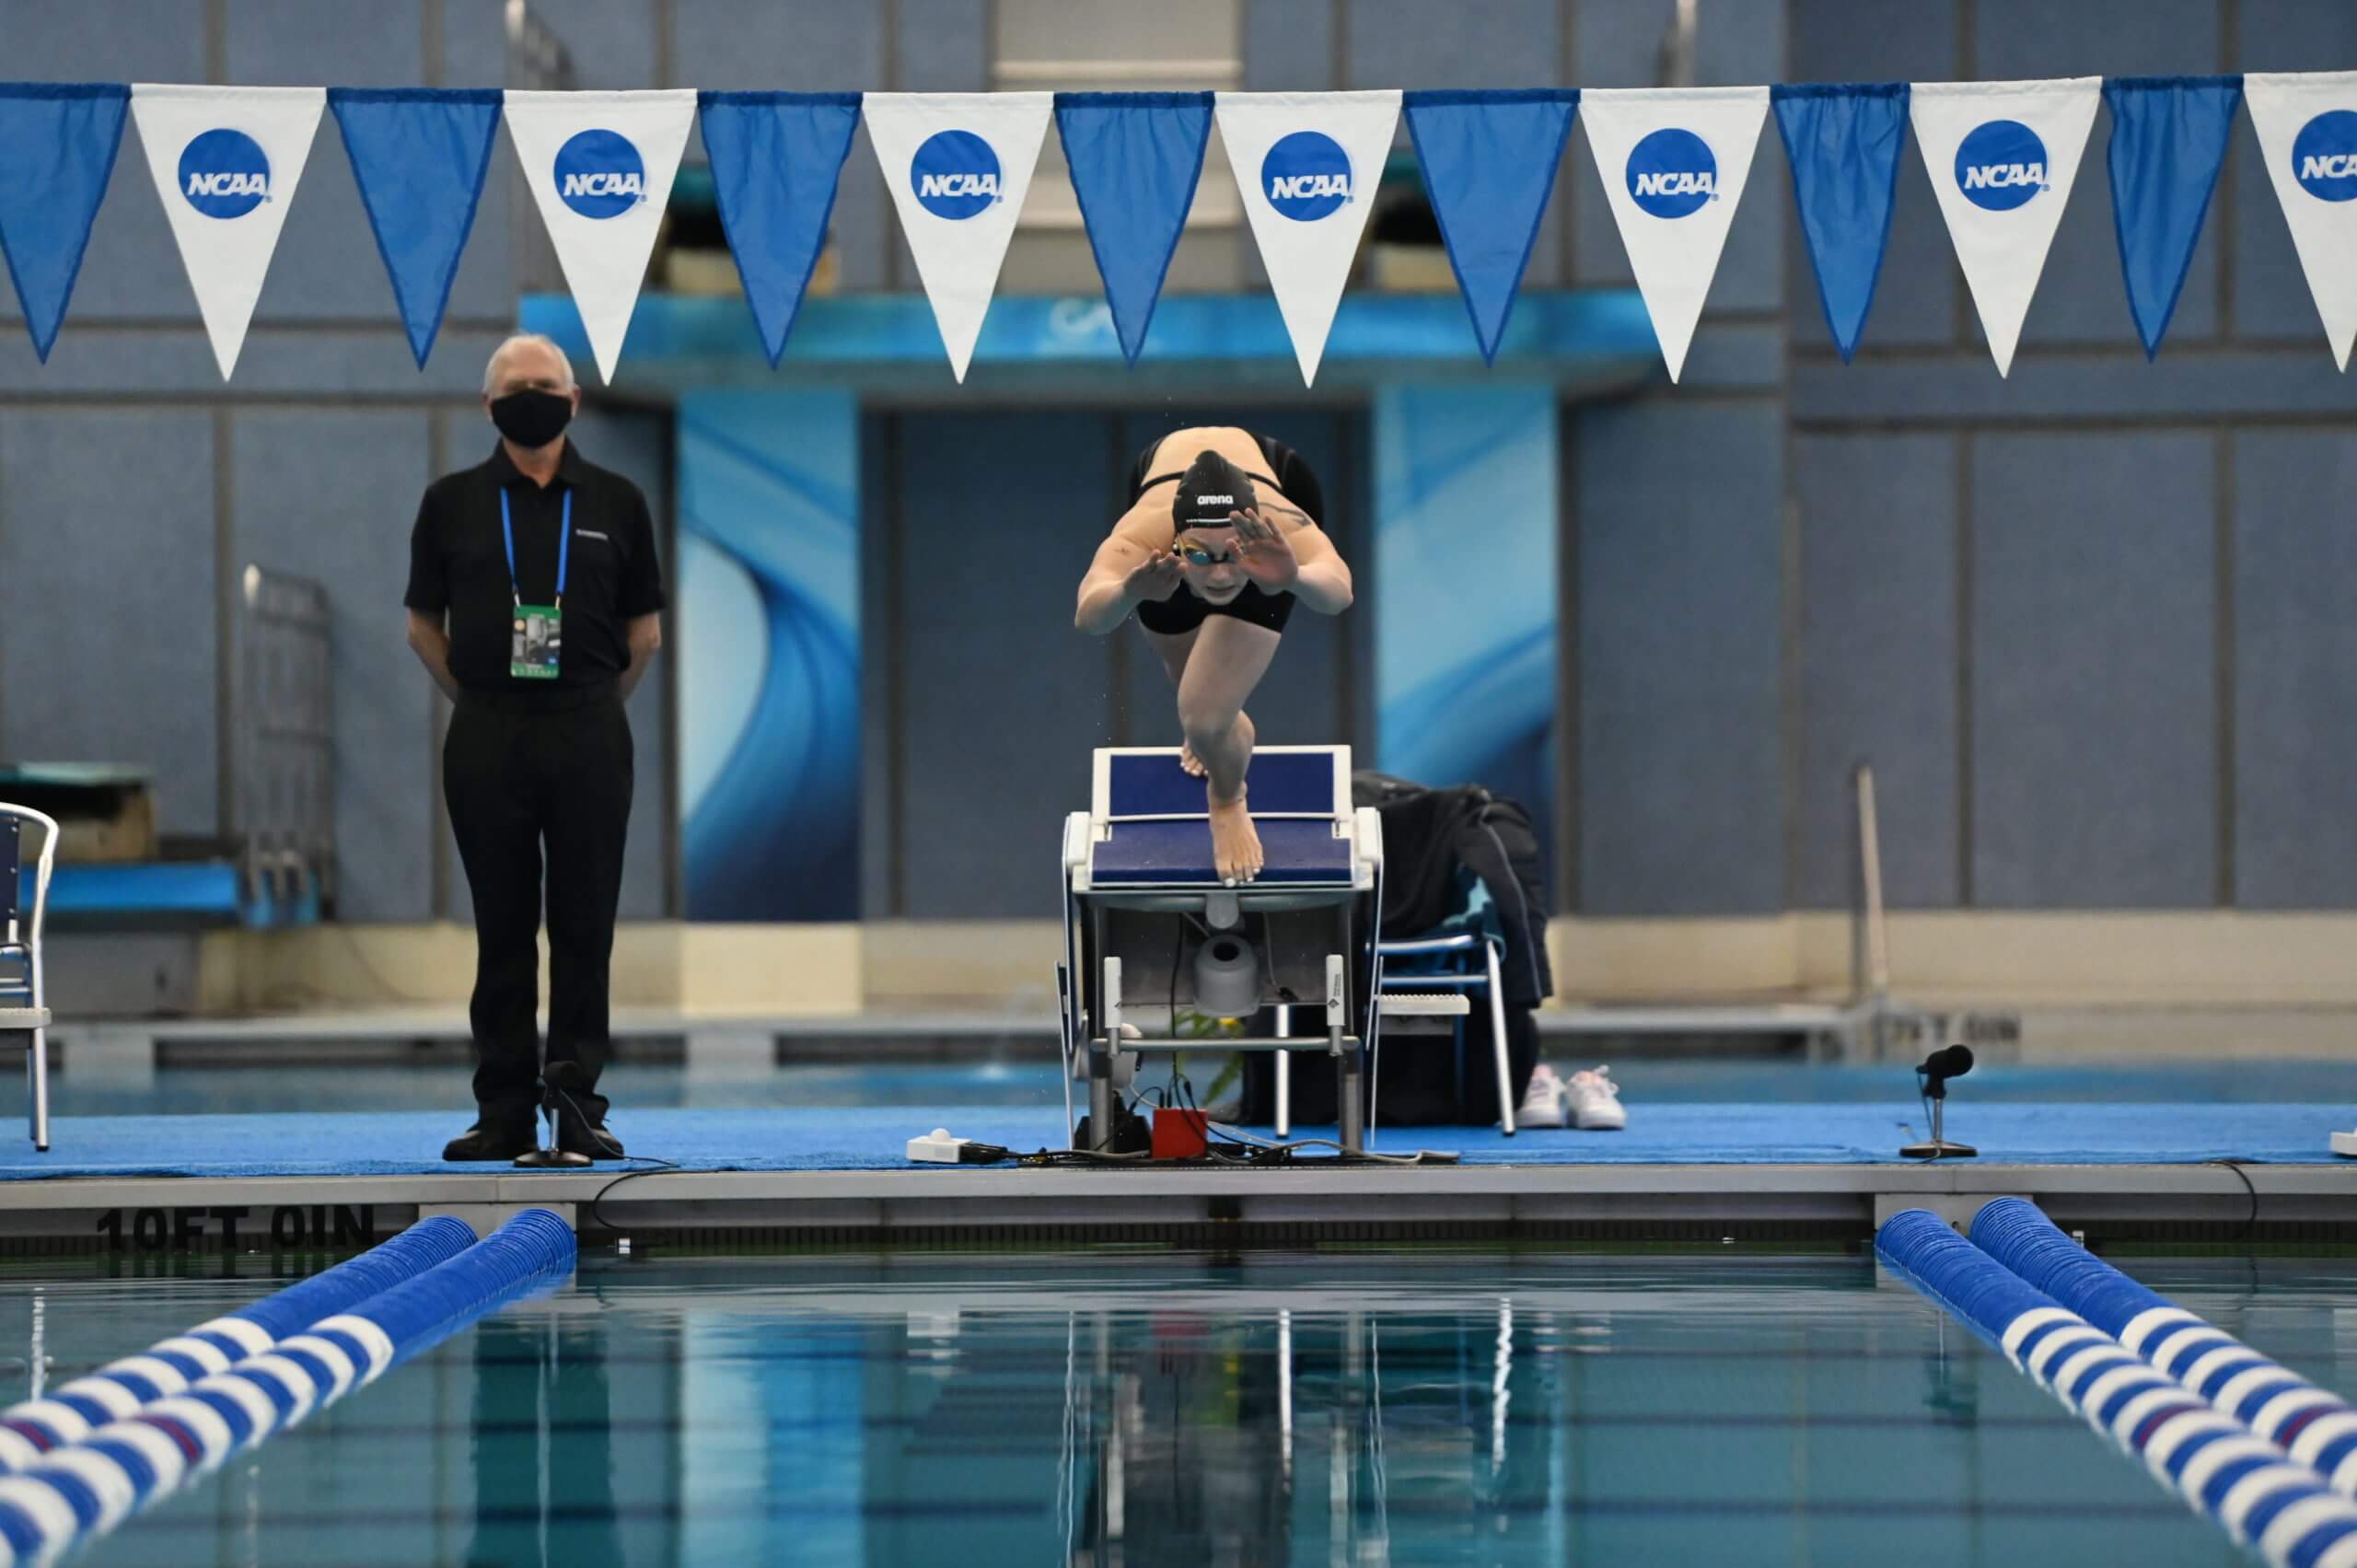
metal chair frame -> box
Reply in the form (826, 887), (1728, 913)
(0, 806), (58, 1152)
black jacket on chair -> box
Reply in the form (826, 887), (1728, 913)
(1236, 773), (1553, 1127)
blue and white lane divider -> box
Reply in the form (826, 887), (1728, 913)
(1974, 1196), (2357, 1494)
(1878, 1210), (2357, 1568)
(0, 1215), (476, 1469)
(0, 1209), (574, 1567)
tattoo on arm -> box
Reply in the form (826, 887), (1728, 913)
(1260, 499), (1312, 528)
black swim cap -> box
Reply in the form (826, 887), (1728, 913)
(1172, 449), (1257, 530)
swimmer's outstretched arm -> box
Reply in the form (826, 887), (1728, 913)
(1074, 509), (1181, 634)
(1234, 504), (1353, 615)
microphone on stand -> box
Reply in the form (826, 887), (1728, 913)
(1901, 1044), (1978, 1160)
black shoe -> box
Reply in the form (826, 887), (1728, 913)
(553, 1099), (625, 1160)
(443, 1119), (537, 1161)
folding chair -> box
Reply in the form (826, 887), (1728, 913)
(0, 806), (57, 1152)
(1274, 890), (1518, 1138)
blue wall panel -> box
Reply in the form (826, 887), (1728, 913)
(677, 389), (856, 920)
(1575, 397), (1784, 915)
(0, 410), (218, 834)
(1794, 434), (1959, 909)
(1375, 383), (1556, 836)
(1969, 433), (2215, 907)
(2233, 431), (2357, 908)
(233, 408), (433, 922)
(888, 411), (1111, 918)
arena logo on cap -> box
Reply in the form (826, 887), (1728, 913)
(911, 130), (1002, 220)
(1625, 128), (1716, 219)
(178, 129), (271, 220)
(1261, 131), (1353, 221)
(553, 129), (646, 220)
(2292, 109), (2357, 203)
(1955, 119), (2048, 212)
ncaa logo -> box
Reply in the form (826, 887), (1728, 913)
(1625, 127), (1716, 219)
(1261, 131), (1352, 221)
(178, 129), (270, 220)
(2292, 110), (2357, 203)
(554, 129), (646, 219)
(911, 130), (1002, 219)
(1956, 119), (2048, 212)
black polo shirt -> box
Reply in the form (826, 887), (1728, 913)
(405, 440), (664, 694)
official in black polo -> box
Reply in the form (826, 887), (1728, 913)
(405, 332), (663, 1161)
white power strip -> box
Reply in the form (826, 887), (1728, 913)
(908, 1127), (970, 1164)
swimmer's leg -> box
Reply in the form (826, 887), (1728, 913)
(1174, 617), (1280, 883)
(1144, 624), (1253, 779)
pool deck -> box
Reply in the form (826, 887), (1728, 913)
(0, 1103), (2348, 1249)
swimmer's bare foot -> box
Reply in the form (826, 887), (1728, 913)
(1208, 791), (1263, 884)
(1179, 711), (1252, 777)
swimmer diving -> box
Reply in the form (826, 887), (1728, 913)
(1074, 426), (1355, 886)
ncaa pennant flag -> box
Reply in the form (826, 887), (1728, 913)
(2245, 71), (2357, 370)
(1056, 92), (1213, 366)
(1401, 88), (1581, 365)
(329, 87), (505, 369)
(1217, 89), (1402, 386)
(505, 88), (695, 384)
(866, 92), (1052, 382)
(1773, 83), (1909, 362)
(697, 92), (864, 366)
(130, 83), (324, 379)
(0, 83), (129, 363)
(2104, 75), (2242, 360)
(1910, 77), (2100, 377)
(1579, 86), (1769, 382)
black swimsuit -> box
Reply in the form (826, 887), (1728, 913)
(1126, 434), (1326, 636)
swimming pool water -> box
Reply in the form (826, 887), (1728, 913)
(0, 1247), (2338, 1565)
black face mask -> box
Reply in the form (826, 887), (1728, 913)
(489, 389), (574, 449)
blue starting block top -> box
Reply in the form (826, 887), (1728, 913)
(1081, 747), (1359, 889)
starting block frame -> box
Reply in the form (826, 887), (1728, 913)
(1058, 747), (1463, 1157)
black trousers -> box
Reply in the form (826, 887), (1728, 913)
(443, 684), (633, 1125)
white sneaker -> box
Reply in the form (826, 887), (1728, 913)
(1565, 1066), (1627, 1131)
(1516, 1063), (1568, 1129)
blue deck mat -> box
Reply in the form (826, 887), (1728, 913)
(0, 1102), (2345, 1179)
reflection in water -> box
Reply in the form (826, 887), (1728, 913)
(466, 1306), (624, 1568)
(14, 1249), (2343, 1565)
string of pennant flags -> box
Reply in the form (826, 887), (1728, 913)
(0, 75), (2353, 387)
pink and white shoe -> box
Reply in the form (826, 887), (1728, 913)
(1517, 1063), (1568, 1129)
(1565, 1066), (1627, 1131)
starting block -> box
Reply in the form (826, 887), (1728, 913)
(1059, 747), (1464, 1156)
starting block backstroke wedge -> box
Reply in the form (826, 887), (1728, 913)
(1058, 747), (1463, 1157)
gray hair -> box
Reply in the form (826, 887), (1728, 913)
(482, 332), (576, 396)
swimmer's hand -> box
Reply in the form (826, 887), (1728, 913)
(1230, 506), (1299, 590)
(1124, 548), (1184, 603)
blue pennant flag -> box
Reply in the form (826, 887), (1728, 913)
(1772, 83), (1908, 363)
(329, 87), (502, 368)
(2104, 75), (2242, 360)
(1401, 89), (1578, 365)
(1055, 92), (1212, 365)
(0, 83), (128, 363)
(698, 92), (862, 367)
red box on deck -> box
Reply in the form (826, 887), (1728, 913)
(1151, 1108), (1210, 1160)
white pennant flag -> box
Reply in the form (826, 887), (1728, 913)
(505, 89), (695, 384)
(1579, 87), (1768, 382)
(866, 93), (1051, 382)
(1217, 90), (1401, 386)
(1911, 78), (2099, 377)
(2246, 72), (2357, 370)
(130, 85), (323, 379)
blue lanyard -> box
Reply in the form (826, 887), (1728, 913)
(500, 489), (571, 607)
